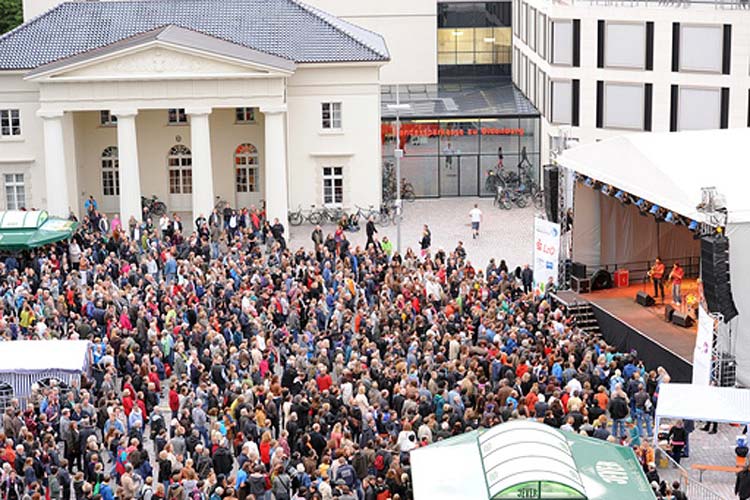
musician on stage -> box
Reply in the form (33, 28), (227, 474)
(669, 262), (685, 305)
(649, 257), (665, 300)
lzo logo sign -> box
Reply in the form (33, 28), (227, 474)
(595, 461), (629, 485)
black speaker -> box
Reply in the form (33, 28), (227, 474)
(571, 276), (590, 294)
(701, 236), (739, 322)
(672, 311), (693, 328)
(636, 291), (655, 307)
(572, 262), (587, 280)
(591, 270), (613, 291)
(665, 304), (675, 323)
(544, 165), (559, 223)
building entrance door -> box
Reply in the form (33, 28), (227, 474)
(459, 156), (478, 196)
(439, 154), (459, 196)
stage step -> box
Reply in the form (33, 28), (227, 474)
(567, 303), (602, 338)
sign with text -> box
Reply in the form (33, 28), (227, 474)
(533, 217), (561, 292)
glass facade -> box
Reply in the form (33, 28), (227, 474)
(438, 2), (512, 77)
(381, 116), (540, 198)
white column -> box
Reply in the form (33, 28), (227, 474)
(37, 110), (69, 217)
(186, 107), (215, 225)
(261, 104), (289, 226)
(112, 109), (142, 223)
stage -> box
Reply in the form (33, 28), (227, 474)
(554, 280), (698, 382)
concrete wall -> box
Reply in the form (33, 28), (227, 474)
(287, 65), (383, 211)
(303, 0), (438, 85)
(512, 0), (750, 163)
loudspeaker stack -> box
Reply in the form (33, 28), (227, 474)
(701, 235), (739, 322)
(544, 165), (559, 223)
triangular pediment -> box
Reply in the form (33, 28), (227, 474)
(26, 25), (296, 81)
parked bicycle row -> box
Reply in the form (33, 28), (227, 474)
(288, 203), (405, 227)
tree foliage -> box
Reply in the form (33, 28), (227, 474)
(0, 0), (23, 35)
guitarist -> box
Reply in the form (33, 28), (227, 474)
(649, 258), (665, 300)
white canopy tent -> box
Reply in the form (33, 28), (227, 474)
(656, 383), (750, 425)
(557, 129), (750, 385)
(0, 340), (91, 407)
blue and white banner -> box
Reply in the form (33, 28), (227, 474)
(533, 217), (561, 292)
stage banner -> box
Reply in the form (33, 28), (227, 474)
(692, 305), (714, 386)
(533, 217), (561, 292)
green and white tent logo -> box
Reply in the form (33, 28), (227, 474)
(595, 461), (629, 485)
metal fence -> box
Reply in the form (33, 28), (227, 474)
(656, 448), (728, 500)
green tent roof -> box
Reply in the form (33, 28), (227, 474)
(0, 211), (78, 251)
(411, 420), (656, 500)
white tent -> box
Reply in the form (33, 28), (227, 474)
(0, 340), (91, 406)
(557, 129), (750, 385)
(656, 383), (750, 426)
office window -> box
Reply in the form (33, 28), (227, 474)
(678, 87), (721, 130)
(167, 108), (188, 125)
(521, 2), (527, 43)
(551, 80), (573, 124)
(551, 20), (573, 65)
(605, 22), (645, 69)
(322, 166), (343, 205)
(538, 13), (546, 59)
(603, 83), (644, 130)
(513, 0), (520, 38)
(520, 54), (528, 93)
(101, 146), (120, 196)
(4, 174), (25, 210)
(680, 25), (722, 73)
(100, 110), (117, 127)
(321, 102), (342, 129)
(0, 109), (20, 137)
(530, 62), (538, 106)
(235, 107), (256, 124)
(528, 7), (536, 51)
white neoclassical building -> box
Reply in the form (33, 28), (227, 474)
(0, 0), (389, 227)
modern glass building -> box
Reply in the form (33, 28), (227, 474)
(382, 1), (541, 199)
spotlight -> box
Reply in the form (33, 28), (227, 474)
(649, 204), (659, 215)
(614, 191), (631, 205)
(635, 198), (646, 208)
(665, 211), (675, 223)
(601, 184), (610, 194)
(584, 178), (594, 188)
(688, 220), (699, 231)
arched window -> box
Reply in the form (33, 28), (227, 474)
(101, 146), (119, 196)
(234, 143), (259, 193)
(168, 145), (192, 194)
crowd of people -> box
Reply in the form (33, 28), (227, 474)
(0, 201), (687, 500)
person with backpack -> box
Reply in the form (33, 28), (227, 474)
(271, 464), (292, 500)
(138, 477), (155, 500)
(373, 447), (391, 478)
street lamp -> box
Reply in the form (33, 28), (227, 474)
(386, 94), (411, 255)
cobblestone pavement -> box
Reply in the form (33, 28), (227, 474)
(288, 198), (537, 269)
(657, 421), (741, 499)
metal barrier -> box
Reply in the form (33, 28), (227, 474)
(656, 448), (727, 500)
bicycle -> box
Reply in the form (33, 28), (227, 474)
(289, 205), (315, 226)
(350, 205), (381, 227)
(141, 195), (167, 217)
(214, 196), (230, 212)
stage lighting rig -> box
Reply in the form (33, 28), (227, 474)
(649, 204), (660, 215)
(601, 184), (615, 196)
(688, 220), (699, 231)
(664, 211), (675, 223)
(583, 177), (594, 188)
(614, 190), (630, 204)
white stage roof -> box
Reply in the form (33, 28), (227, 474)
(557, 129), (750, 224)
(0, 340), (90, 374)
(656, 383), (750, 424)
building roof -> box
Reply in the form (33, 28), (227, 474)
(381, 79), (539, 119)
(0, 0), (390, 70)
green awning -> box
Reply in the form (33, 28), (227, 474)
(412, 420), (656, 500)
(0, 211), (78, 251)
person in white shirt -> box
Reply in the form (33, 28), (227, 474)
(469, 203), (482, 239)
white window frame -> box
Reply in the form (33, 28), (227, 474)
(167, 108), (188, 125)
(4, 174), (25, 210)
(168, 145), (193, 194)
(551, 19), (573, 66)
(679, 24), (723, 74)
(551, 79), (573, 125)
(604, 21), (646, 70)
(0, 109), (21, 138)
(235, 107), (256, 124)
(677, 86), (722, 131)
(100, 110), (118, 127)
(603, 82), (645, 131)
(538, 13), (547, 60)
(322, 166), (344, 206)
(234, 143), (260, 193)
(321, 102), (342, 130)
(101, 146), (120, 196)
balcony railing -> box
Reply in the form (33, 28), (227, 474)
(549, 0), (749, 8)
